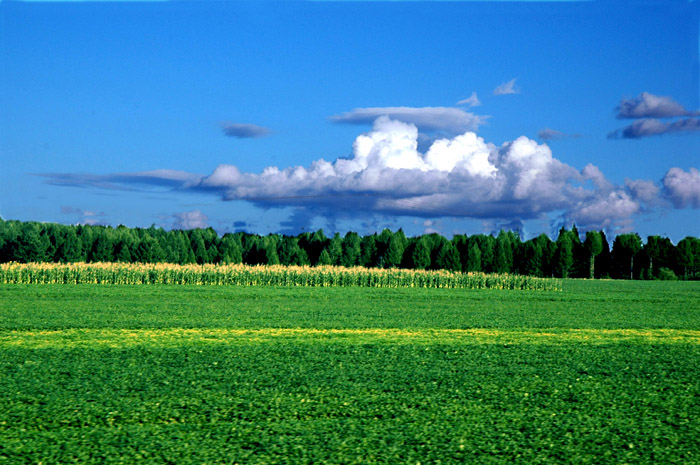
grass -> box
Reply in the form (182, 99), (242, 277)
(0, 280), (698, 330)
(1, 279), (699, 464)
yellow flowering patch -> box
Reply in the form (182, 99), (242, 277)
(2, 328), (698, 349)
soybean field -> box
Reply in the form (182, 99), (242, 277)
(1, 279), (699, 464)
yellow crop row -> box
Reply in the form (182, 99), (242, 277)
(0, 262), (560, 291)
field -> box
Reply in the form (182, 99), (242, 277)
(1, 280), (699, 464)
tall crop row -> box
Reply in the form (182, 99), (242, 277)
(0, 262), (560, 291)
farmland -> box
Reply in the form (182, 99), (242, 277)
(1, 280), (700, 464)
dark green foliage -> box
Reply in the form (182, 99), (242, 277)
(584, 231), (603, 279)
(467, 243), (481, 272)
(612, 233), (643, 280)
(89, 234), (114, 263)
(359, 235), (378, 267)
(0, 219), (698, 280)
(657, 267), (678, 280)
(316, 248), (332, 265)
(641, 236), (675, 279)
(494, 230), (515, 273)
(382, 234), (404, 268)
(340, 232), (361, 267)
(520, 240), (543, 277)
(435, 241), (461, 272)
(470, 235), (495, 273)
(411, 237), (432, 270)
(676, 237), (700, 279)
(452, 234), (470, 271)
(327, 233), (343, 266)
(56, 228), (83, 263)
(554, 228), (574, 278)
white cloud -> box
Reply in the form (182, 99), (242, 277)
(41, 117), (683, 234)
(330, 106), (485, 134)
(663, 167), (700, 208)
(172, 210), (209, 230)
(617, 92), (696, 119)
(457, 92), (481, 107)
(567, 190), (640, 233)
(194, 118), (634, 229)
(625, 178), (660, 204)
(493, 78), (519, 96)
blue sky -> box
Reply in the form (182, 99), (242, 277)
(1, 0), (699, 241)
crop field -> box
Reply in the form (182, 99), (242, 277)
(1, 279), (699, 464)
(0, 262), (559, 291)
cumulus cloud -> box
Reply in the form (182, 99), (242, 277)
(192, 117), (639, 231)
(567, 190), (640, 233)
(608, 117), (700, 139)
(457, 92), (481, 107)
(537, 128), (581, 141)
(330, 106), (485, 134)
(221, 123), (271, 139)
(42, 117), (680, 234)
(616, 92), (696, 119)
(662, 167), (700, 209)
(493, 78), (519, 96)
(172, 210), (209, 230)
(625, 178), (660, 204)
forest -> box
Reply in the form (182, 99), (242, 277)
(0, 219), (698, 280)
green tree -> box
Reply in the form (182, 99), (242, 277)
(262, 237), (280, 265)
(643, 236), (675, 279)
(611, 233), (642, 280)
(520, 240), (543, 277)
(89, 233), (114, 262)
(359, 235), (378, 267)
(327, 233), (343, 266)
(676, 237), (699, 279)
(452, 234), (469, 272)
(554, 229), (574, 278)
(467, 243), (482, 272)
(494, 230), (514, 273)
(383, 235), (404, 268)
(583, 231), (603, 279)
(56, 228), (83, 263)
(412, 237), (432, 270)
(340, 232), (362, 267)
(317, 248), (332, 266)
(534, 234), (554, 277)
(435, 241), (461, 272)
(192, 235), (210, 264)
(470, 235), (495, 272)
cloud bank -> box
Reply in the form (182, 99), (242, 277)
(38, 169), (202, 191)
(40, 117), (696, 234)
(616, 92), (696, 119)
(608, 117), (700, 139)
(330, 106), (485, 134)
(610, 92), (700, 139)
(221, 123), (271, 139)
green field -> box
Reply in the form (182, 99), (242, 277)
(1, 280), (699, 464)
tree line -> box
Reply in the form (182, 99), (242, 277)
(0, 219), (698, 280)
